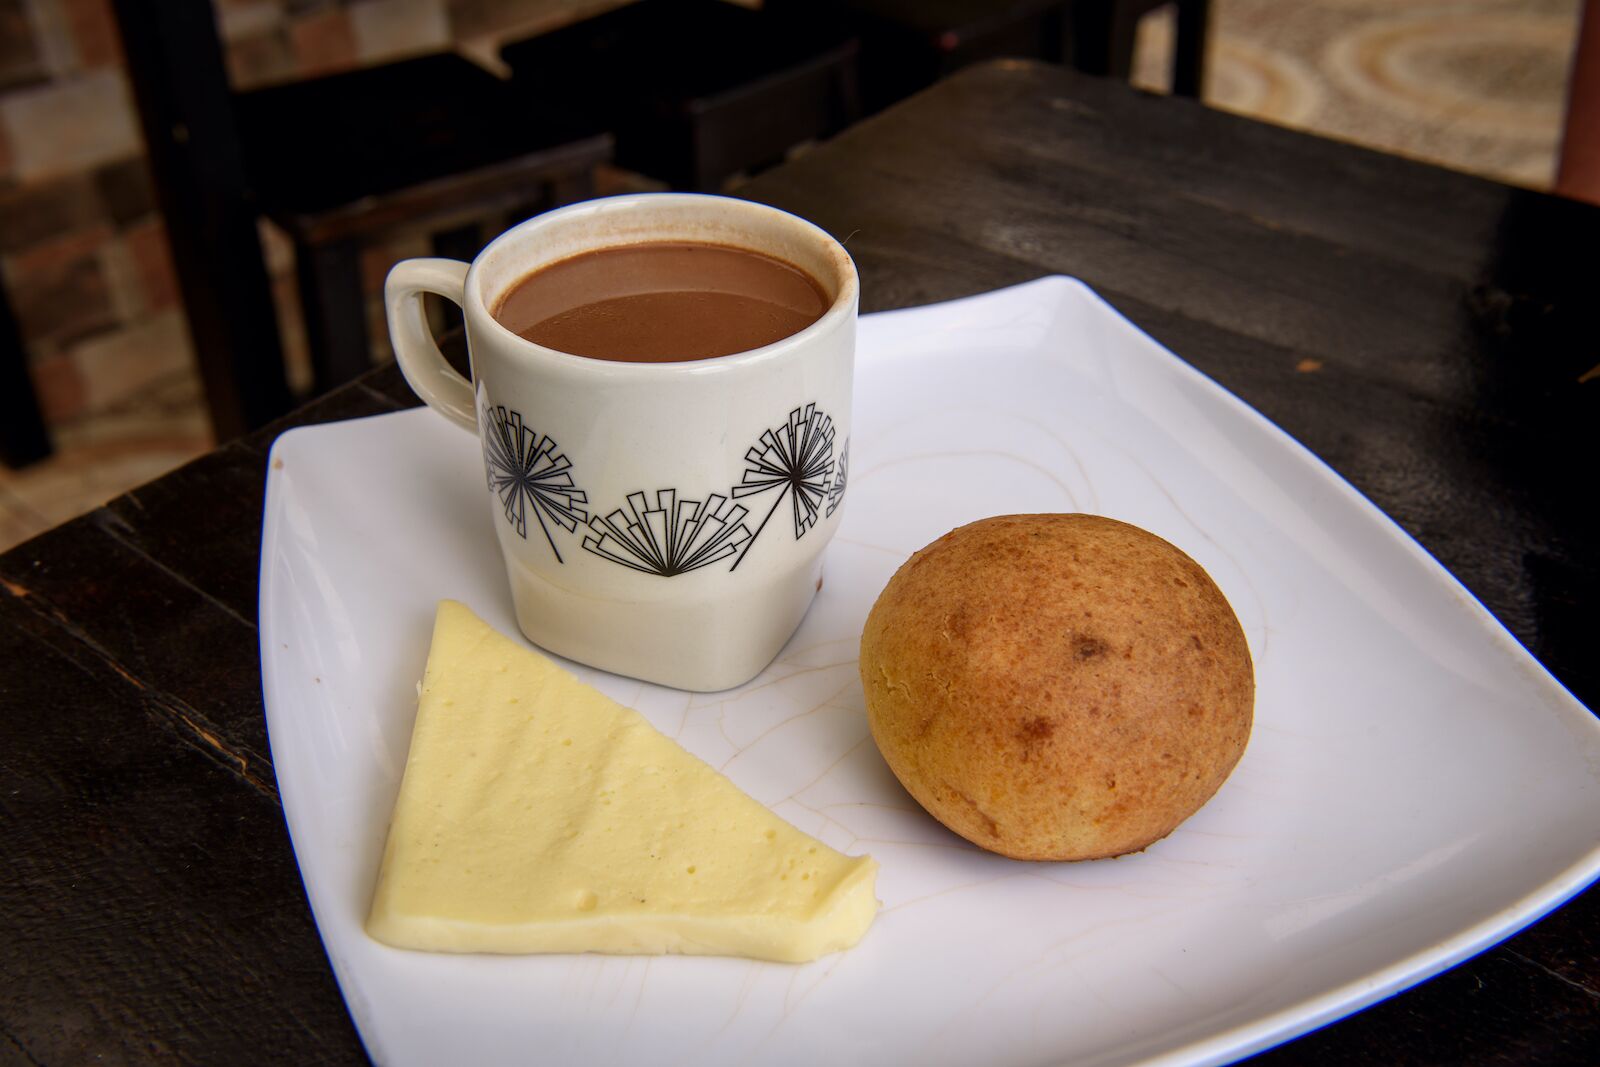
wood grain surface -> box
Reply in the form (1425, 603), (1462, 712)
(1, 61), (1595, 1065)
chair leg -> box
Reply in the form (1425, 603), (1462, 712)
(1072, 1), (1143, 81)
(0, 280), (50, 468)
(428, 225), (481, 344)
(1557, 0), (1600, 202)
(109, 0), (293, 438)
(296, 238), (371, 394)
(1172, 0), (1211, 98)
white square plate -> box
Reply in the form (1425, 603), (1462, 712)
(260, 277), (1600, 1067)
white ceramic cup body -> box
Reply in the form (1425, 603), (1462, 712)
(384, 194), (857, 691)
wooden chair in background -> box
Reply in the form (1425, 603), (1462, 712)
(111, 0), (611, 440)
(500, 0), (859, 193)
(234, 55), (610, 391)
(108, 0), (1215, 441)
(495, 0), (1210, 198)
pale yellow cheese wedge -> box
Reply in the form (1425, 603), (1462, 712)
(366, 600), (878, 962)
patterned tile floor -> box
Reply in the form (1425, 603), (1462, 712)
(0, 369), (211, 548)
(1136, 0), (1579, 189)
(0, 0), (1582, 554)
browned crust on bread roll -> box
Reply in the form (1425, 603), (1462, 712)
(860, 514), (1253, 861)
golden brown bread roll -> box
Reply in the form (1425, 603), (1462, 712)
(860, 514), (1253, 861)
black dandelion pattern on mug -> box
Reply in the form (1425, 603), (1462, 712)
(825, 438), (848, 518)
(581, 490), (753, 576)
(730, 403), (836, 570)
(481, 403), (588, 561)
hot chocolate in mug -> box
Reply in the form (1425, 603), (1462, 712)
(384, 194), (857, 691)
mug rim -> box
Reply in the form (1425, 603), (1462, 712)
(463, 192), (859, 376)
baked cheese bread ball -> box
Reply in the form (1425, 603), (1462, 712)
(860, 514), (1253, 861)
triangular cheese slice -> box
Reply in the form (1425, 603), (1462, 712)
(367, 600), (878, 962)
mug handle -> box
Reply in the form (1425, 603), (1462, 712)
(384, 258), (476, 433)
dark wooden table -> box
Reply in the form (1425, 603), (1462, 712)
(3, 61), (1595, 1065)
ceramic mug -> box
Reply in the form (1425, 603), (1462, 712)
(384, 193), (857, 691)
